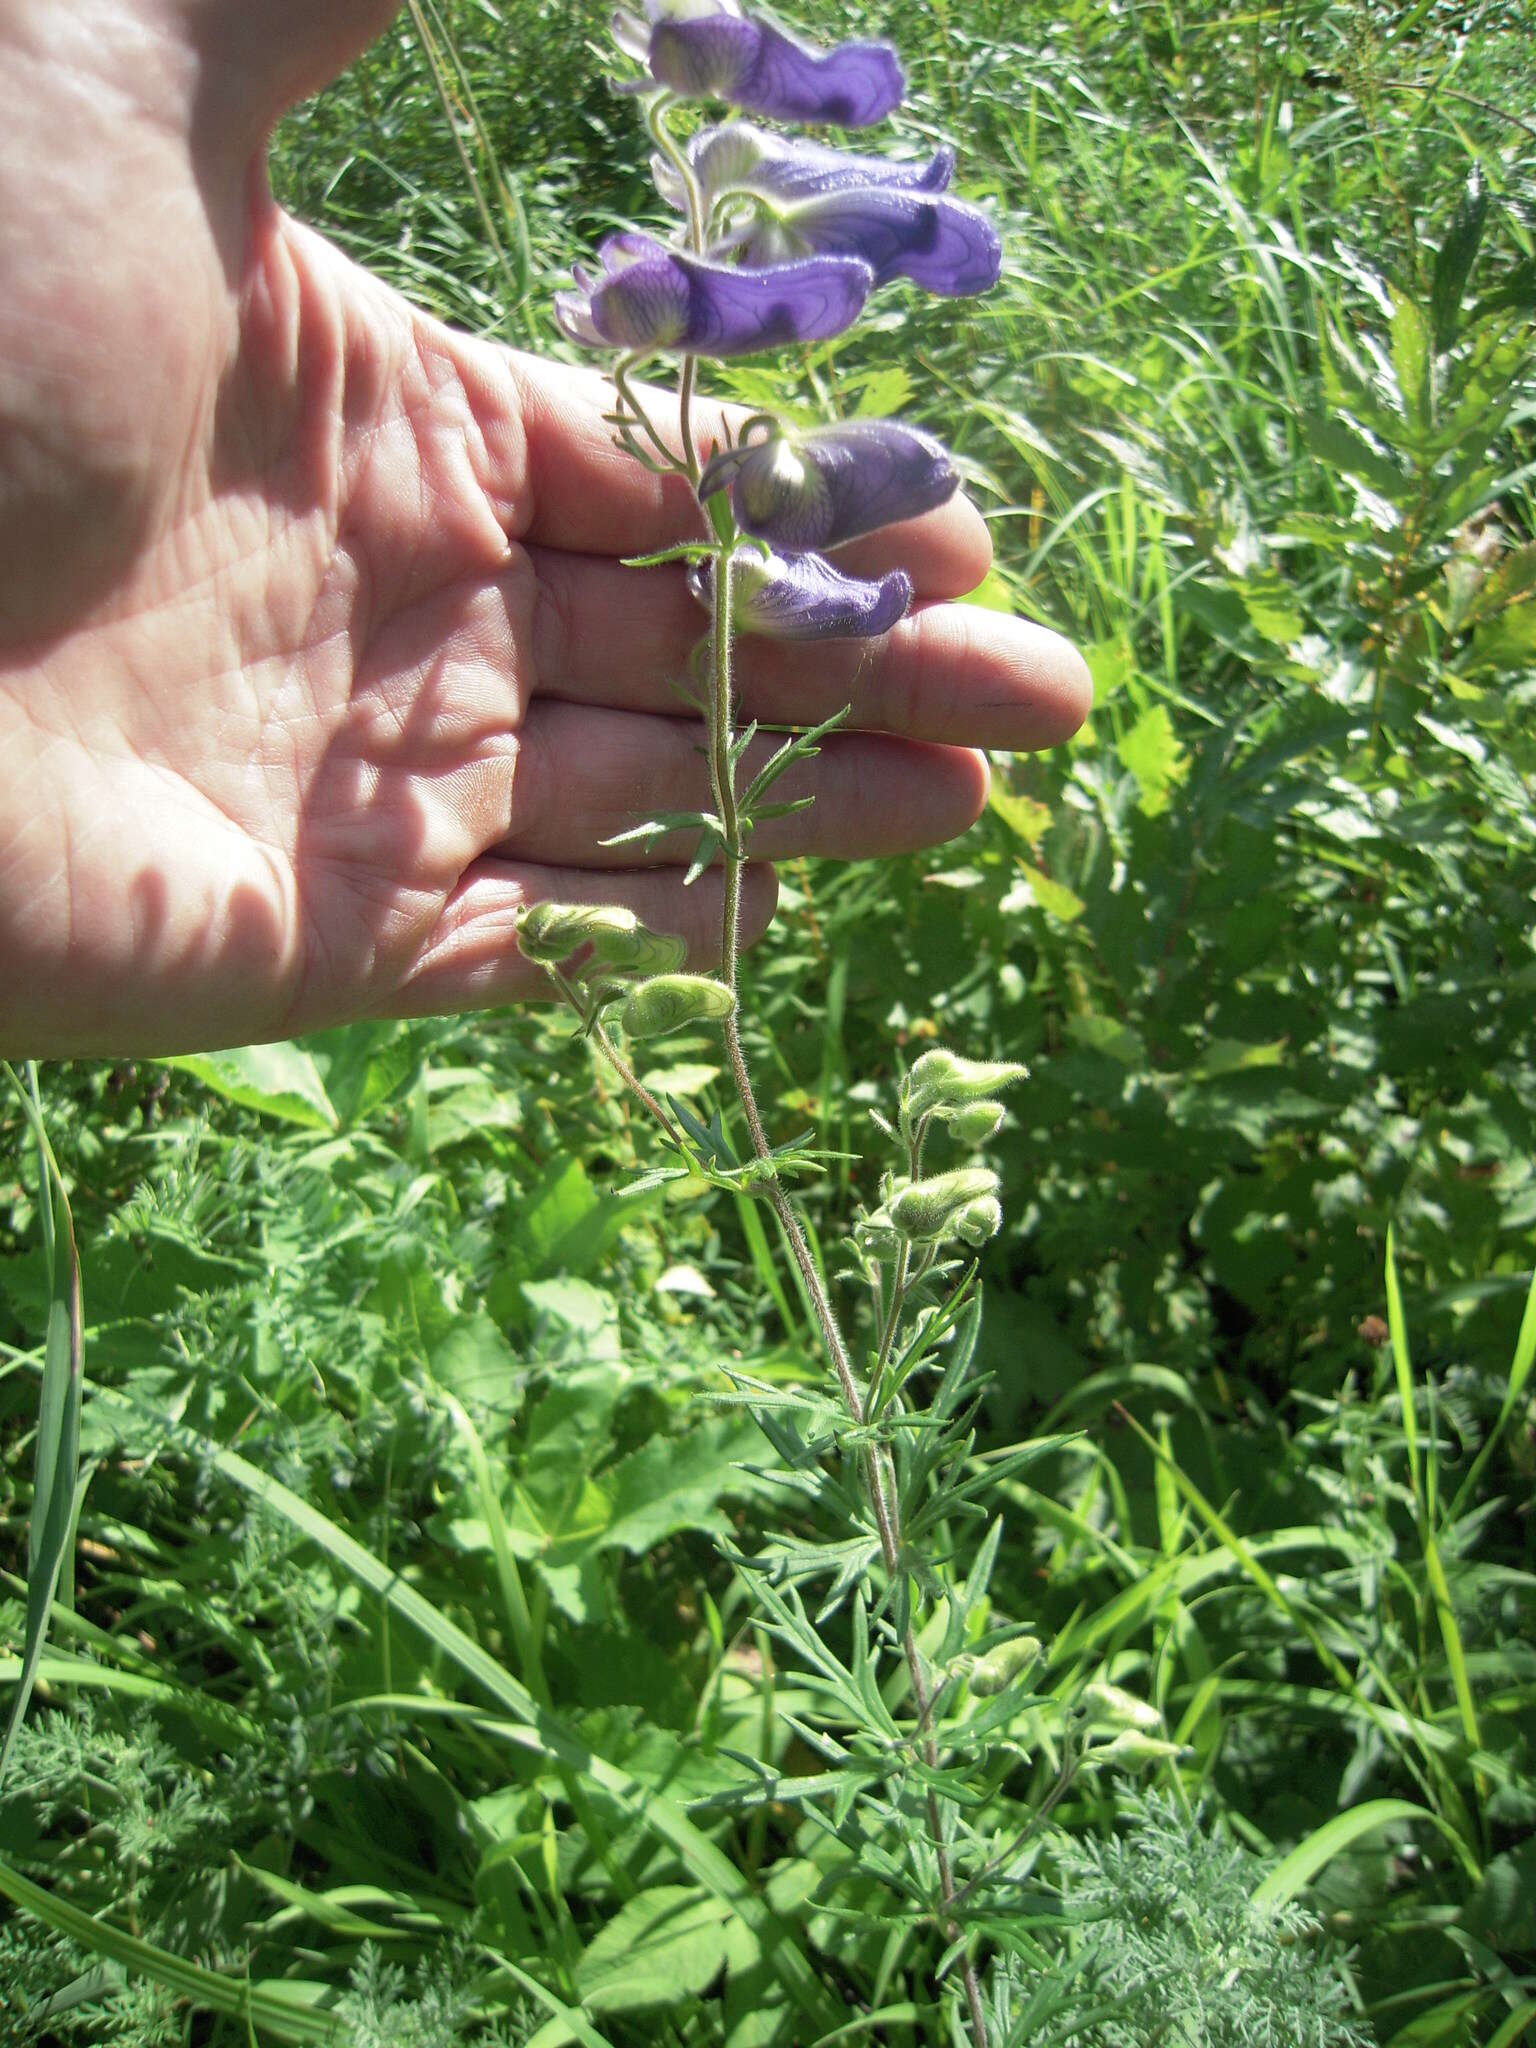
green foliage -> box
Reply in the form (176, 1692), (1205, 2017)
(2, 1), (1533, 2043)
(1050, 1794), (1370, 2048)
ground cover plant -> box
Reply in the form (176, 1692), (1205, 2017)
(2, 0), (1535, 2042)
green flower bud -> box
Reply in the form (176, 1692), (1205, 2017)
(519, 901), (641, 966)
(624, 930), (689, 975)
(967, 1635), (1042, 1697)
(955, 1195), (1004, 1248)
(1096, 1731), (1190, 1771)
(1081, 1682), (1164, 1733)
(904, 1048), (1028, 1120)
(621, 974), (736, 1040)
(940, 1099), (1007, 1145)
(888, 1166), (999, 1241)
(856, 1220), (904, 1261)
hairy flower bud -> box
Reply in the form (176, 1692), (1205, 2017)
(519, 901), (643, 966)
(622, 930), (690, 974)
(1096, 1731), (1190, 1771)
(888, 1166), (999, 1241)
(954, 1195), (1004, 1248)
(904, 1048), (1028, 1120)
(939, 1099), (1007, 1145)
(621, 974), (737, 1039)
(966, 1635), (1042, 1697)
(1081, 1682), (1164, 1733)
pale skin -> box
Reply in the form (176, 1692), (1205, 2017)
(0, 0), (1091, 1059)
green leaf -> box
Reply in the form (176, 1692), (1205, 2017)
(1298, 413), (1402, 496)
(156, 1042), (338, 1129)
(1235, 575), (1306, 648)
(428, 1311), (521, 1415)
(508, 1159), (635, 1287)
(850, 364), (913, 417)
(1011, 860), (1085, 922)
(988, 785), (1052, 846)
(575, 1885), (739, 2013)
(1117, 704), (1189, 816)
(1190, 1038), (1286, 1078)
(1461, 1840), (1536, 1954)
(601, 1418), (762, 1555)
(1466, 600), (1536, 673)
(961, 566), (1018, 613)
(638, 1061), (720, 1099)
(1066, 1013), (1147, 1067)
(305, 1019), (423, 1126)
(1486, 2003), (1536, 2048)
(1083, 631), (1134, 705)
(1432, 168), (1489, 352)
(1390, 289), (1431, 435)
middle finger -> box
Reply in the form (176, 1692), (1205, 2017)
(525, 545), (1090, 754)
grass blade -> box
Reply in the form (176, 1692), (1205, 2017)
(0, 1853), (344, 2043)
(1250, 1799), (1456, 1913)
(0, 1062), (85, 1788)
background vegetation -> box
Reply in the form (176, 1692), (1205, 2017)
(2, 0), (1533, 2041)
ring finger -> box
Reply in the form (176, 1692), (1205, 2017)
(498, 698), (990, 867)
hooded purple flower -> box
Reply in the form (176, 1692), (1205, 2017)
(698, 419), (958, 551)
(665, 121), (956, 211)
(659, 122), (1000, 297)
(734, 187), (999, 297)
(554, 231), (874, 357)
(612, 2), (903, 126)
(690, 546), (912, 639)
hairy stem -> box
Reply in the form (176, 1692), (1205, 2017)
(551, 970), (687, 1148)
(700, 460), (992, 2048)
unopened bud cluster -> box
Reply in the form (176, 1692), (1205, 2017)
(852, 1044), (1028, 1269)
(517, 901), (734, 1041)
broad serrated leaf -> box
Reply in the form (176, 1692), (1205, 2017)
(1117, 704), (1190, 816)
(1432, 168), (1488, 352)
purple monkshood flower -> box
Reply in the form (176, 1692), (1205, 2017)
(690, 545), (912, 639)
(612, 2), (903, 127)
(734, 186), (998, 297)
(698, 420), (958, 552)
(661, 121), (956, 211)
(555, 231), (873, 357)
(659, 122), (1001, 298)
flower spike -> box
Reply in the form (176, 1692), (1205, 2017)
(690, 546), (912, 639)
(555, 232), (874, 358)
(698, 420), (959, 552)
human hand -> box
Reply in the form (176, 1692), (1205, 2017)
(0, 0), (1090, 1058)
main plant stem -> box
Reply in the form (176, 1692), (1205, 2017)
(613, 109), (990, 2039)
(705, 533), (992, 2048)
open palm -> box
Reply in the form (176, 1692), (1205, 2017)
(0, 0), (1089, 1058)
